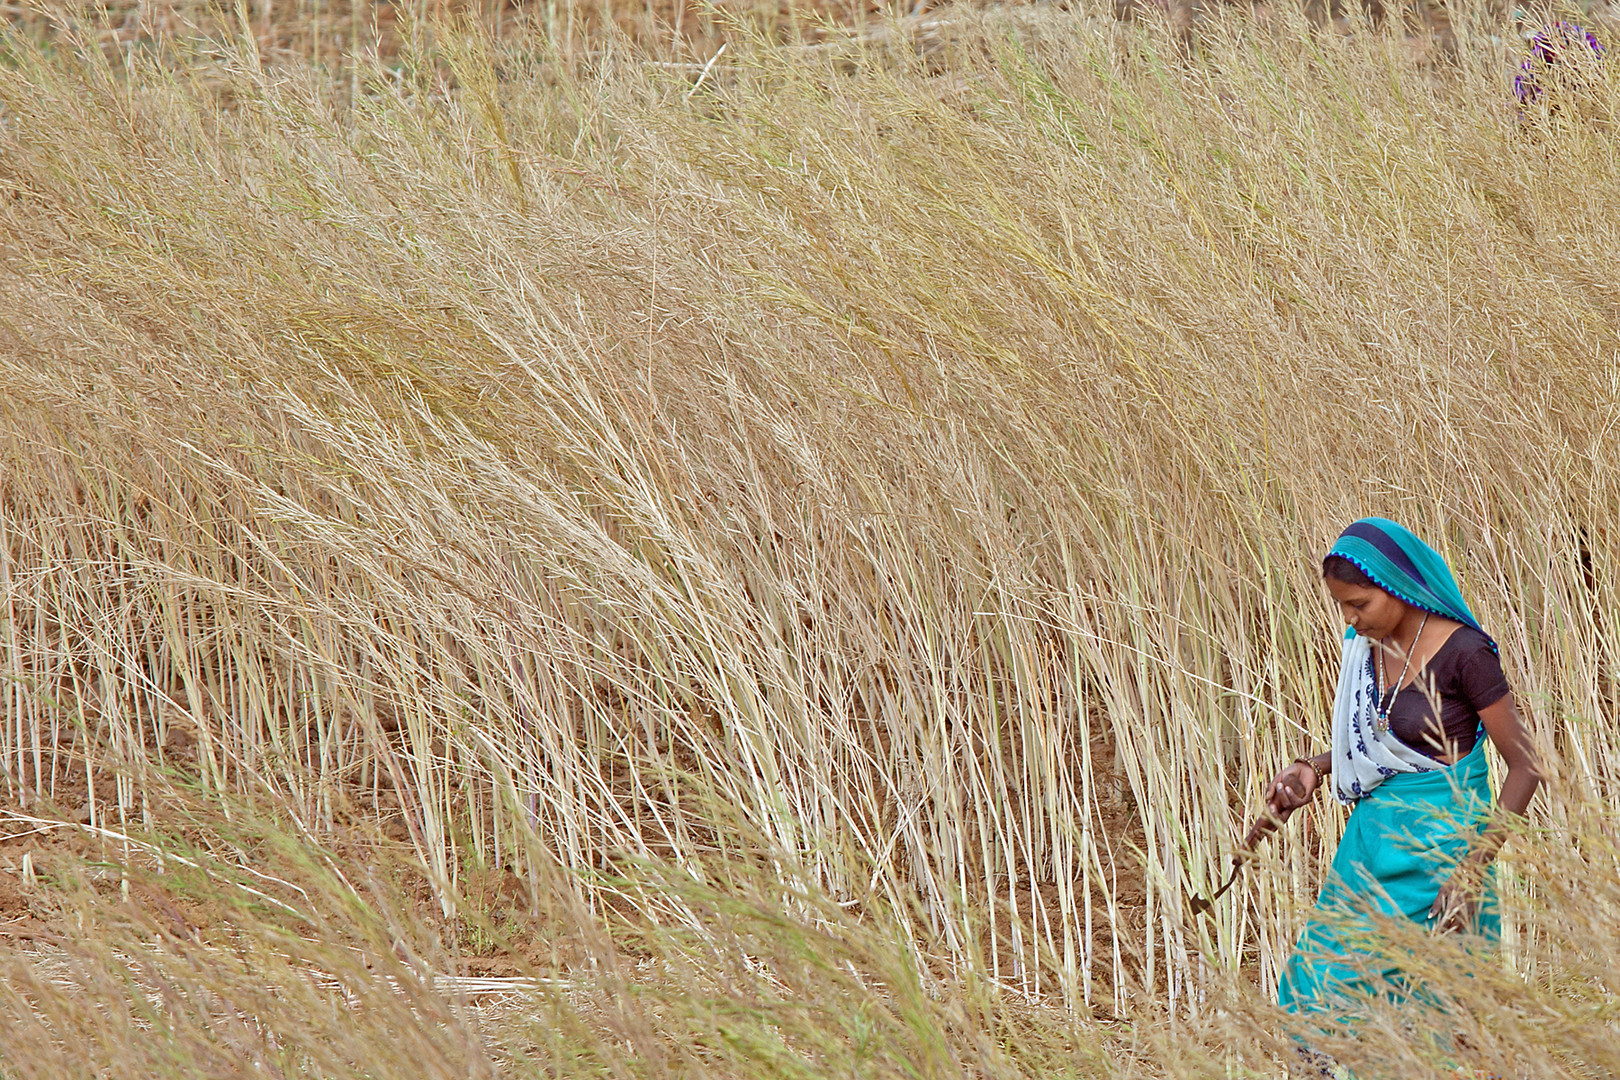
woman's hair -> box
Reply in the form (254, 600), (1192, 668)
(1322, 554), (1375, 588)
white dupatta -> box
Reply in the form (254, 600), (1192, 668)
(1330, 632), (1441, 804)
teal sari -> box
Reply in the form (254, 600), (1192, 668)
(1276, 733), (1498, 1016)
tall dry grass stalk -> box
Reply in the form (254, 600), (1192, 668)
(0, 0), (1617, 1050)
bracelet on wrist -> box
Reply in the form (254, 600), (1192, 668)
(1292, 756), (1324, 792)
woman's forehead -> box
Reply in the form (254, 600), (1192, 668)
(1325, 577), (1386, 603)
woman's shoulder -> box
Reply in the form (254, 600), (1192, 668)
(1439, 624), (1495, 657)
(1433, 623), (1506, 684)
(1437, 624), (1510, 707)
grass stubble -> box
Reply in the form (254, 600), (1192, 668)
(0, 1), (1618, 1075)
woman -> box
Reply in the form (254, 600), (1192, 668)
(1257, 518), (1541, 1026)
(1514, 21), (1605, 113)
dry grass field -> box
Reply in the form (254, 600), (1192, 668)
(1, 1), (1619, 1075)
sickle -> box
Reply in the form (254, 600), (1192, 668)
(1189, 768), (1316, 918)
(1188, 805), (1287, 918)
(1187, 857), (1244, 918)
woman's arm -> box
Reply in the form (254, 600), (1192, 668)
(1478, 692), (1542, 817)
(1429, 693), (1541, 931)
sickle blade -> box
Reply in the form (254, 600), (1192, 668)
(1188, 862), (1242, 918)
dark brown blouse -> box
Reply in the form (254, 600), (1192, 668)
(1376, 626), (1511, 761)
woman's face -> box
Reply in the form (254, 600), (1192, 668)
(1324, 577), (1408, 640)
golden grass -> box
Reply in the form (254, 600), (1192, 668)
(1, 3), (1619, 1074)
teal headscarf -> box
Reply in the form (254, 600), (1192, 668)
(1326, 518), (1491, 647)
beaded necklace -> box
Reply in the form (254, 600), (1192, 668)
(1375, 611), (1427, 733)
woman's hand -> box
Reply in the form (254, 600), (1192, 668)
(1429, 862), (1484, 934)
(1243, 762), (1321, 851)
